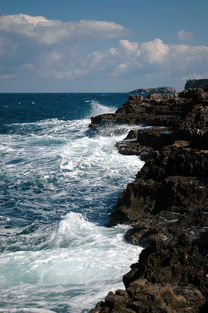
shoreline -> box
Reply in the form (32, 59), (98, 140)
(89, 88), (208, 313)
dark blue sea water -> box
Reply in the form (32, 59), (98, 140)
(0, 93), (143, 313)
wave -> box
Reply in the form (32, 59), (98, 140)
(0, 96), (143, 312)
(0, 213), (142, 312)
(89, 99), (116, 116)
(1, 115), (143, 229)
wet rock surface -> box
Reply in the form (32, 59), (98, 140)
(89, 88), (208, 313)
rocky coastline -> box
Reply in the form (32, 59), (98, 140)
(130, 87), (176, 95)
(89, 87), (208, 313)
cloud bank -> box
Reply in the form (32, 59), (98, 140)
(0, 14), (128, 44)
(0, 14), (208, 90)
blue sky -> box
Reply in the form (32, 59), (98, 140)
(0, 0), (208, 92)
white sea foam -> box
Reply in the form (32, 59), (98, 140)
(1, 115), (143, 225)
(0, 213), (142, 312)
(0, 99), (144, 312)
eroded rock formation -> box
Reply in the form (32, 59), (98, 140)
(89, 88), (208, 313)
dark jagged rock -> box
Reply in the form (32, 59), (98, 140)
(90, 279), (205, 313)
(123, 235), (208, 289)
(90, 235), (208, 313)
(109, 174), (208, 226)
(178, 87), (207, 100)
(89, 88), (208, 131)
(130, 86), (176, 95)
(90, 88), (208, 313)
(179, 104), (208, 149)
(138, 147), (208, 180)
(89, 93), (182, 130)
(116, 127), (176, 159)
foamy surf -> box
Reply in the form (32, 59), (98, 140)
(0, 95), (143, 312)
(0, 213), (142, 312)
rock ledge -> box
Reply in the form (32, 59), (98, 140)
(90, 88), (208, 313)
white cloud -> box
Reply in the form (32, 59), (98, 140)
(0, 14), (129, 80)
(0, 14), (208, 90)
(119, 40), (140, 54)
(177, 29), (193, 41)
(82, 39), (208, 86)
(140, 38), (169, 64)
(118, 39), (169, 65)
(0, 14), (129, 45)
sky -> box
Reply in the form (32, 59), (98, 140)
(0, 0), (208, 92)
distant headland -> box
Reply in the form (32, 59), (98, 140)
(130, 86), (176, 95)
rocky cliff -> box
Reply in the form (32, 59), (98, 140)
(89, 88), (208, 313)
(185, 79), (208, 90)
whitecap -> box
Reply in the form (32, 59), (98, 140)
(0, 99), (144, 312)
(0, 213), (142, 312)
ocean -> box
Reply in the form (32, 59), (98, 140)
(0, 93), (143, 313)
